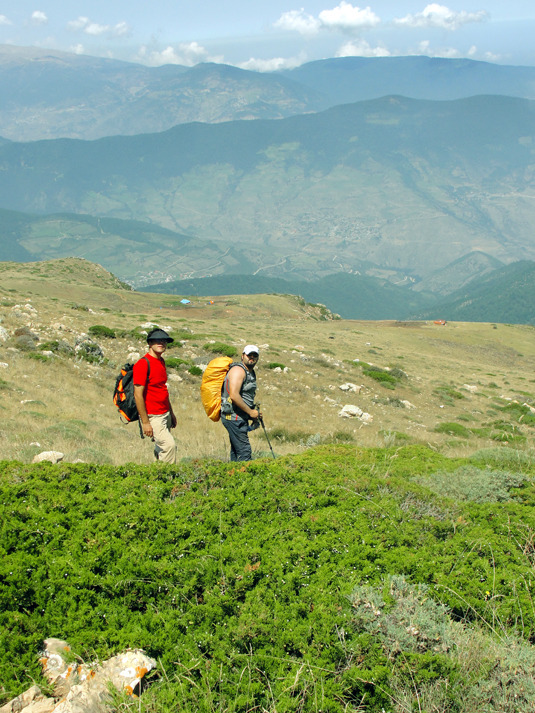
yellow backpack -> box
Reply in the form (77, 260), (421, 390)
(200, 356), (233, 421)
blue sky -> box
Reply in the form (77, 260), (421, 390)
(2, 1), (535, 69)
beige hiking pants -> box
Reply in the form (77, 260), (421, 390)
(148, 411), (176, 464)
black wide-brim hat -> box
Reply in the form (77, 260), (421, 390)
(147, 328), (174, 343)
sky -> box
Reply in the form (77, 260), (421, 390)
(2, 1), (535, 70)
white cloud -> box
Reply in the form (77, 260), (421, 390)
(394, 4), (488, 31)
(138, 42), (223, 67)
(319, 2), (381, 32)
(274, 9), (320, 36)
(71, 44), (85, 55)
(0, 14), (12, 26)
(275, 3), (380, 36)
(336, 39), (390, 57)
(68, 16), (131, 38)
(239, 53), (307, 72)
(31, 11), (48, 25)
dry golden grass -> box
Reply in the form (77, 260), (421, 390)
(1, 258), (534, 465)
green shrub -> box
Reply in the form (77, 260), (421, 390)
(88, 325), (116, 339)
(165, 357), (191, 369)
(434, 385), (466, 403)
(434, 422), (470, 437)
(26, 353), (51, 362)
(266, 362), (286, 370)
(412, 465), (526, 502)
(188, 365), (203, 376)
(362, 365), (398, 388)
(203, 342), (236, 358)
(2, 446), (535, 711)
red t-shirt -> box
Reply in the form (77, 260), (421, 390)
(133, 353), (170, 415)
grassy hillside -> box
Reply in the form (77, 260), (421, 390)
(1, 258), (535, 711)
(2, 446), (535, 711)
(1, 258), (534, 466)
(1, 96), (534, 284)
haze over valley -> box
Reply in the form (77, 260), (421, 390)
(1, 47), (535, 322)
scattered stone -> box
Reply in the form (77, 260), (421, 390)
(339, 383), (361, 393)
(339, 404), (363, 418)
(360, 412), (374, 424)
(0, 326), (9, 342)
(463, 384), (478, 393)
(400, 400), (416, 409)
(523, 402), (535, 414)
(128, 352), (141, 362)
(32, 451), (64, 464)
(0, 362), (8, 368)
(168, 374), (183, 382)
(30, 442), (41, 447)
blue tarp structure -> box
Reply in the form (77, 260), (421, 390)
(180, 299), (191, 304)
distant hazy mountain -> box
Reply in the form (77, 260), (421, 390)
(0, 95), (534, 286)
(140, 272), (433, 320)
(413, 261), (535, 325)
(279, 56), (535, 106)
(3, 46), (535, 141)
(412, 251), (504, 296)
(0, 45), (321, 141)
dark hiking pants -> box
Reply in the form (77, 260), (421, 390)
(221, 418), (252, 461)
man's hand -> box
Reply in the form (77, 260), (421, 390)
(142, 421), (153, 438)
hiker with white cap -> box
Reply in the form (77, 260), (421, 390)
(220, 345), (262, 461)
(133, 328), (177, 463)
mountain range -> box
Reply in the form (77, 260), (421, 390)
(1, 93), (534, 287)
(1, 47), (535, 323)
(3, 45), (535, 142)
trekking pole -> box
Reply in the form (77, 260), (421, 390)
(259, 416), (276, 460)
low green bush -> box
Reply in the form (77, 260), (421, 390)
(434, 422), (471, 437)
(188, 365), (203, 376)
(203, 342), (236, 358)
(165, 357), (191, 369)
(266, 362), (286, 370)
(2, 445), (535, 711)
(88, 325), (116, 339)
(362, 365), (398, 388)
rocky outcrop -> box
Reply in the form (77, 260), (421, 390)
(1, 639), (157, 713)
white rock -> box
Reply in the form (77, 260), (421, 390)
(339, 383), (362, 393)
(32, 451), (64, 464)
(463, 384), (478, 393)
(0, 326), (9, 342)
(400, 400), (416, 409)
(0, 362), (8, 368)
(359, 412), (374, 423)
(128, 352), (141, 362)
(168, 374), (183, 382)
(339, 404), (363, 418)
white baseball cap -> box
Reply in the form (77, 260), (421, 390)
(243, 345), (259, 355)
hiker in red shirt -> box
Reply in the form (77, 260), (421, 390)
(133, 328), (177, 464)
